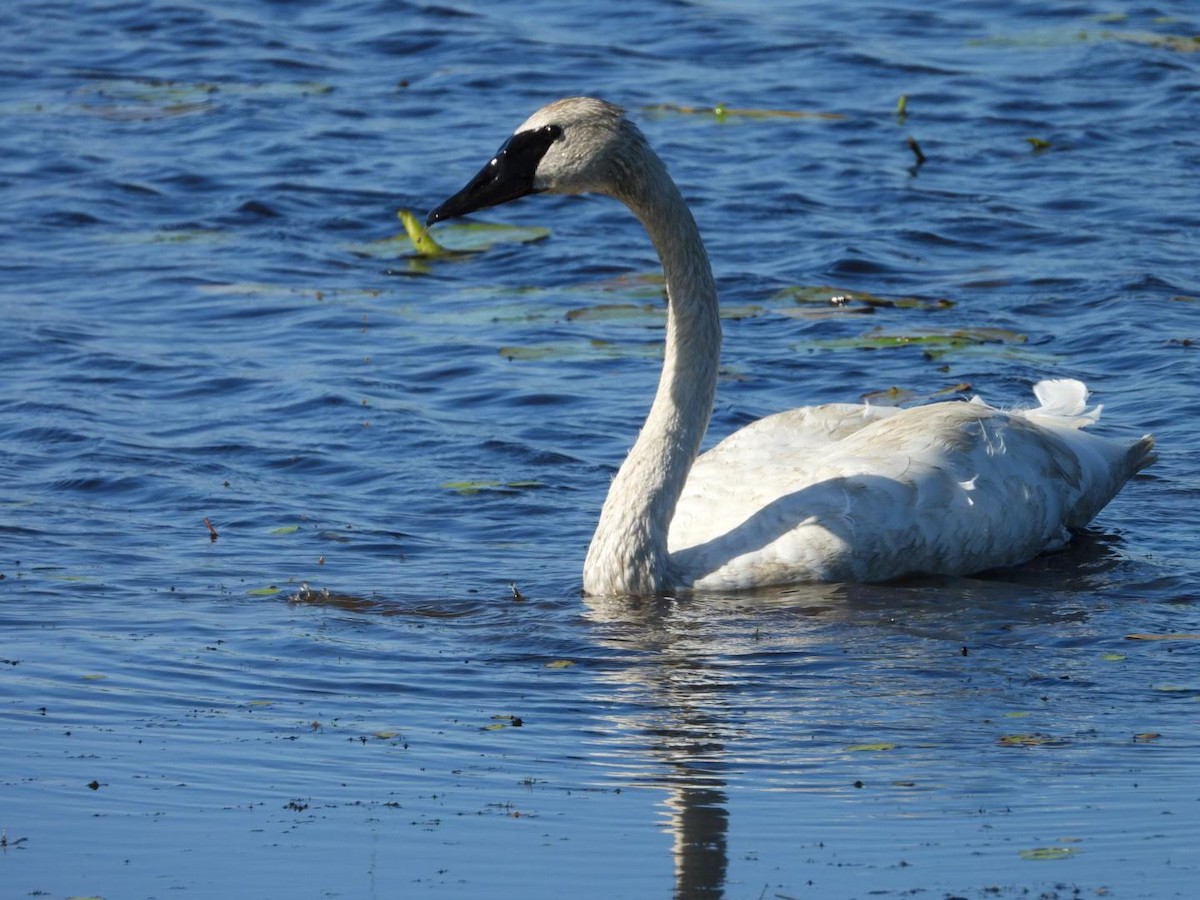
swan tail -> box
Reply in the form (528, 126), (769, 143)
(1125, 433), (1157, 476)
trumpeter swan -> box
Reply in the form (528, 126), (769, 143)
(427, 97), (1155, 596)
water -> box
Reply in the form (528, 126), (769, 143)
(2, 0), (1199, 897)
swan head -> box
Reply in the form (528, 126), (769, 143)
(426, 98), (640, 225)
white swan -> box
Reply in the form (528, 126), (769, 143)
(427, 97), (1155, 596)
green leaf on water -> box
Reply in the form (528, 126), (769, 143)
(441, 480), (545, 496)
(247, 586), (280, 596)
(74, 77), (332, 121)
(844, 742), (897, 752)
(998, 733), (1067, 747)
(1004, 711), (1032, 718)
(861, 386), (917, 406)
(774, 285), (954, 314)
(643, 103), (845, 122)
(1027, 137), (1052, 152)
(1125, 632), (1200, 640)
(969, 28), (1200, 53)
(1102, 652), (1127, 661)
(399, 209), (455, 258)
(565, 302), (662, 323)
(544, 659), (576, 669)
(804, 326), (1026, 355)
(1019, 846), (1077, 861)
(498, 339), (661, 362)
(270, 525), (300, 535)
(354, 214), (550, 260)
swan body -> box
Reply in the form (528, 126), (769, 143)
(427, 97), (1154, 596)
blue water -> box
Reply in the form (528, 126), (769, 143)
(2, 1), (1199, 897)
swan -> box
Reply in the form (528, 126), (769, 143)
(426, 97), (1155, 596)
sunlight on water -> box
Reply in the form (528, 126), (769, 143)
(2, 0), (1198, 897)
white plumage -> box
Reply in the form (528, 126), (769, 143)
(427, 98), (1155, 596)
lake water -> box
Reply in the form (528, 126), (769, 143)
(2, 0), (1199, 897)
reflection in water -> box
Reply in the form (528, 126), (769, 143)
(584, 588), (845, 899)
(580, 531), (1140, 899)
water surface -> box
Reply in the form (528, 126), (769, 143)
(2, 1), (1199, 897)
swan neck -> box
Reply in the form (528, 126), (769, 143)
(583, 149), (721, 596)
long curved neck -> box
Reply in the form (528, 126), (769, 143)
(583, 149), (721, 596)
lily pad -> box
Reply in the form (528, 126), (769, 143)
(969, 29), (1200, 53)
(1125, 632), (1200, 641)
(1019, 846), (1078, 861)
(498, 340), (661, 362)
(197, 283), (385, 303)
(441, 480), (545, 496)
(774, 285), (955, 313)
(565, 302), (662, 323)
(803, 326), (1026, 355)
(998, 733), (1067, 747)
(861, 386), (917, 406)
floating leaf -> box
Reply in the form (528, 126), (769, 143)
(74, 77), (331, 121)
(1004, 711), (1032, 718)
(399, 209), (456, 258)
(774, 285), (954, 316)
(270, 525), (300, 535)
(1102, 652), (1127, 661)
(844, 742), (897, 752)
(803, 326), (1026, 355)
(1019, 846), (1077, 861)
(544, 659), (576, 669)
(861, 386), (917, 406)
(374, 730), (399, 740)
(497, 339), (660, 362)
(1026, 137), (1052, 152)
(565, 302), (661, 322)
(485, 714), (523, 730)
(441, 480), (545, 496)
(105, 228), (229, 246)
(1125, 632), (1200, 641)
(998, 733), (1066, 747)
(643, 103), (844, 122)
(355, 217), (549, 260)
(1133, 732), (1161, 742)
(247, 586), (280, 596)
(197, 283), (384, 302)
(969, 29), (1200, 53)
